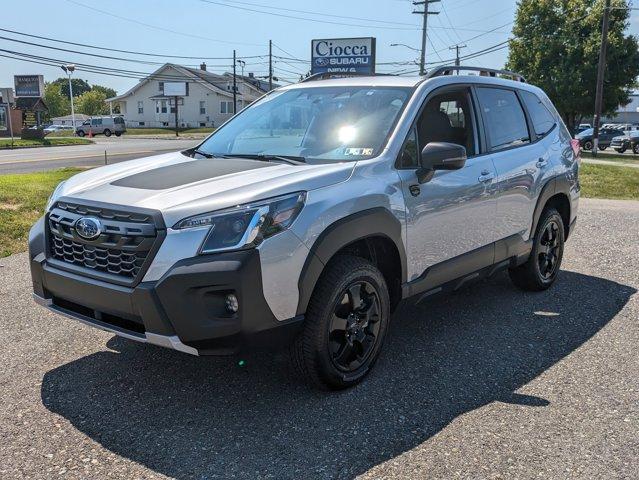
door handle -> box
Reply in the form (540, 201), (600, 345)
(536, 158), (548, 168)
(478, 170), (494, 183)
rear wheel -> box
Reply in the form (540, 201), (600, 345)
(104, 129), (112, 137)
(290, 255), (390, 390)
(615, 147), (626, 153)
(76, 130), (85, 137)
(115, 132), (122, 137)
(633, 143), (639, 155)
(509, 208), (565, 291)
(599, 145), (607, 150)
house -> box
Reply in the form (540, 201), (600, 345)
(51, 113), (90, 127)
(106, 63), (276, 128)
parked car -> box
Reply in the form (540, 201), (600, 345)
(43, 125), (74, 134)
(574, 123), (592, 135)
(610, 130), (639, 154)
(76, 116), (126, 137)
(30, 67), (579, 390)
(575, 127), (624, 150)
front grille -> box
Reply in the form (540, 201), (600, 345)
(47, 201), (163, 285)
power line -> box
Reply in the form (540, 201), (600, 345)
(63, 0), (263, 47)
(0, 27), (267, 60)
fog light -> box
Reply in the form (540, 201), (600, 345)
(225, 293), (239, 313)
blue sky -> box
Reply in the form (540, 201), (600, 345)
(1, 0), (638, 94)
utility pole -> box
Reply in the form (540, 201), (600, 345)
(61, 64), (76, 134)
(592, 0), (611, 158)
(233, 49), (237, 115)
(174, 95), (179, 137)
(268, 40), (273, 91)
(449, 44), (466, 66)
(413, 0), (440, 75)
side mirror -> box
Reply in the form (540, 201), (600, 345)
(416, 142), (467, 183)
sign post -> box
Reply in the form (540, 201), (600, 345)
(163, 82), (187, 137)
(2, 103), (14, 149)
(311, 37), (376, 75)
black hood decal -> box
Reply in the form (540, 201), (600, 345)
(111, 158), (274, 190)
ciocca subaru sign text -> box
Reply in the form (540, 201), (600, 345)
(311, 37), (376, 75)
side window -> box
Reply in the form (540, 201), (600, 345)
(416, 89), (476, 156)
(476, 87), (530, 151)
(399, 127), (419, 168)
(520, 90), (555, 138)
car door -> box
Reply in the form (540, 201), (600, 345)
(396, 85), (499, 282)
(478, 87), (554, 241)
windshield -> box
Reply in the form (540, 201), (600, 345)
(197, 86), (413, 163)
(577, 128), (593, 137)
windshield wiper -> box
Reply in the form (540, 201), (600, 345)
(191, 148), (214, 158)
(224, 153), (306, 165)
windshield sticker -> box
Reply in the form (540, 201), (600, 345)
(344, 148), (374, 156)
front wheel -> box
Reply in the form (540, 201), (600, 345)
(583, 140), (593, 150)
(633, 144), (639, 155)
(509, 208), (565, 291)
(615, 147), (626, 153)
(290, 256), (390, 390)
(104, 129), (112, 137)
(76, 130), (85, 137)
(115, 132), (122, 137)
(599, 145), (607, 151)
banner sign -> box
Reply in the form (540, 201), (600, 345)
(164, 82), (187, 96)
(14, 75), (44, 98)
(311, 37), (376, 75)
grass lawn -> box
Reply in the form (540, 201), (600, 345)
(0, 138), (93, 149)
(0, 163), (637, 258)
(0, 168), (82, 257)
(580, 163), (639, 200)
(581, 151), (639, 164)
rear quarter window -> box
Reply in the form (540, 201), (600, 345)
(520, 90), (556, 138)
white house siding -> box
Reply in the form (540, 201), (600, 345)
(109, 65), (265, 128)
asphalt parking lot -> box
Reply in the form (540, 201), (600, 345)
(0, 198), (637, 479)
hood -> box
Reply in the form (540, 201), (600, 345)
(57, 151), (355, 227)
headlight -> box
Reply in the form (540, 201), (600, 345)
(46, 181), (66, 212)
(174, 192), (306, 254)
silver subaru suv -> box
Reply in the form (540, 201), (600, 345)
(29, 67), (580, 390)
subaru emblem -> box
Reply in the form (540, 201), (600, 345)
(75, 217), (102, 240)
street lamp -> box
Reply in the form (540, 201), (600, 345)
(236, 59), (246, 78)
(60, 64), (76, 134)
(390, 43), (421, 52)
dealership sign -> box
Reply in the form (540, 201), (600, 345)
(14, 75), (44, 97)
(311, 37), (376, 75)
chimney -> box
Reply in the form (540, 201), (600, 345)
(248, 72), (254, 78)
(200, 62), (207, 71)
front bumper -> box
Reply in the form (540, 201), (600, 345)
(29, 218), (303, 355)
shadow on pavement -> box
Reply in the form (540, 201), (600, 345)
(41, 271), (635, 479)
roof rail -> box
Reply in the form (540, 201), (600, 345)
(300, 71), (394, 83)
(425, 65), (526, 83)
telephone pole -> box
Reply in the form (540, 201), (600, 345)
(449, 44), (466, 66)
(268, 40), (273, 91)
(413, 0), (440, 75)
(233, 49), (237, 115)
(592, 0), (611, 158)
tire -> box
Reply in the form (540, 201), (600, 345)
(583, 140), (593, 150)
(115, 132), (122, 137)
(599, 145), (607, 150)
(76, 130), (85, 137)
(290, 255), (390, 390)
(104, 129), (112, 137)
(509, 208), (565, 291)
(633, 144), (639, 155)
(615, 148), (626, 153)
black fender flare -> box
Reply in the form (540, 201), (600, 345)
(530, 174), (572, 239)
(296, 207), (407, 315)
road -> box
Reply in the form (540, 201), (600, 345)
(0, 137), (199, 174)
(0, 198), (637, 479)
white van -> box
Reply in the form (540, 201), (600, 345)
(76, 116), (126, 137)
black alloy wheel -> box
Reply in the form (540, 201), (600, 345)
(328, 281), (381, 372)
(537, 219), (561, 280)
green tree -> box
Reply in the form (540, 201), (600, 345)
(43, 82), (70, 119)
(507, 0), (639, 132)
(76, 90), (108, 116)
(51, 77), (91, 98)
(91, 84), (117, 99)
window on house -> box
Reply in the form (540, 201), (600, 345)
(159, 82), (164, 93)
(161, 100), (167, 114)
(220, 101), (234, 114)
(137, 101), (143, 114)
(162, 122), (169, 127)
(199, 101), (206, 115)
(199, 122), (206, 127)
(138, 121), (145, 126)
